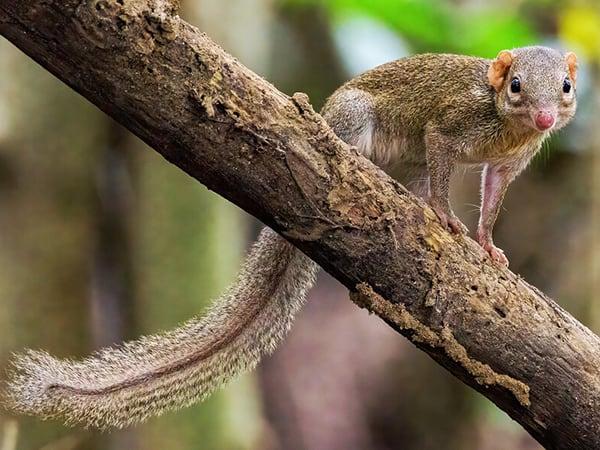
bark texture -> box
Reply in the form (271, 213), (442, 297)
(1, 1), (599, 448)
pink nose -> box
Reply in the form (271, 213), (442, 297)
(534, 112), (555, 130)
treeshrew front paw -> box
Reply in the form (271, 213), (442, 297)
(481, 242), (509, 266)
(427, 199), (468, 235)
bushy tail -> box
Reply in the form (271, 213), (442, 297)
(3, 228), (318, 429)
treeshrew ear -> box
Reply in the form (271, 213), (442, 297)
(565, 52), (578, 88)
(487, 50), (514, 92)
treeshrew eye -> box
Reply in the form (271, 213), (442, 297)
(510, 77), (521, 93)
(563, 78), (572, 94)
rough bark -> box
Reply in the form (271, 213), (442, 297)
(0, 1), (599, 448)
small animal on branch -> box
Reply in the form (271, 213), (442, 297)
(4, 46), (577, 429)
(323, 46), (577, 266)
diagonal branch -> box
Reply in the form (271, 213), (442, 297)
(1, 1), (599, 448)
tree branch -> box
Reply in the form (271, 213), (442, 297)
(1, 1), (598, 448)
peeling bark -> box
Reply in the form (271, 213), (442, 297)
(1, 1), (600, 448)
(351, 283), (531, 408)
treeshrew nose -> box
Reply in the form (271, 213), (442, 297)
(534, 111), (555, 130)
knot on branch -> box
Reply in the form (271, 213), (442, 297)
(291, 92), (314, 117)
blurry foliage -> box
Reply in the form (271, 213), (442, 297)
(1, 0), (599, 449)
(559, 4), (600, 61)
(285, 0), (538, 56)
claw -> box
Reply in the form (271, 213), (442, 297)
(481, 242), (509, 266)
(428, 199), (468, 235)
(447, 216), (469, 235)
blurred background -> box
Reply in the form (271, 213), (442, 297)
(1, 0), (599, 449)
